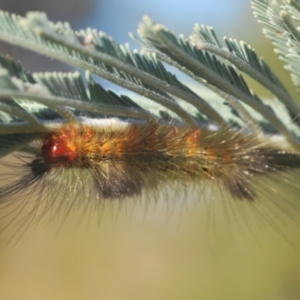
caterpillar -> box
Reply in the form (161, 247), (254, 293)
(1, 117), (300, 231)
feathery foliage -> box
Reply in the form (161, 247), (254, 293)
(0, 0), (300, 157)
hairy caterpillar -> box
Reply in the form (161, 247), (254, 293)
(1, 117), (300, 238)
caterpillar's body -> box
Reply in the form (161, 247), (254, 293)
(2, 119), (300, 205)
(1, 117), (300, 244)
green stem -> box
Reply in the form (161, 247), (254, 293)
(0, 89), (155, 122)
(194, 41), (300, 117)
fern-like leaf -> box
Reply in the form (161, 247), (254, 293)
(0, 7), (300, 156)
(252, 0), (300, 91)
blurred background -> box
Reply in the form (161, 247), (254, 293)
(0, 0), (300, 299)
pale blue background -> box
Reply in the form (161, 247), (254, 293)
(78, 0), (255, 45)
